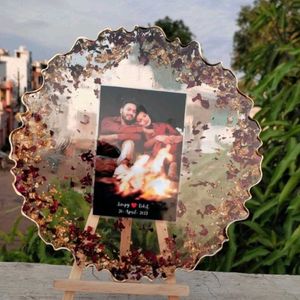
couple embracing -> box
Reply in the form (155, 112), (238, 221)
(97, 99), (182, 179)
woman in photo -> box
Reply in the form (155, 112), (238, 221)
(136, 105), (182, 180)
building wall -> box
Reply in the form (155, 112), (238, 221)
(31, 61), (47, 91)
(0, 46), (32, 97)
(0, 81), (16, 148)
(0, 47), (33, 149)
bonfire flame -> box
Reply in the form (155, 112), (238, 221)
(114, 145), (177, 200)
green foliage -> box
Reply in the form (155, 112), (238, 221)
(131, 221), (159, 253)
(97, 218), (120, 259)
(0, 180), (92, 265)
(200, 0), (300, 274)
(154, 16), (195, 45)
(0, 217), (72, 264)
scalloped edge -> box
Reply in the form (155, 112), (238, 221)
(8, 25), (263, 281)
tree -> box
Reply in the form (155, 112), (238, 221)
(201, 0), (300, 274)
(154, 16), (195, 45)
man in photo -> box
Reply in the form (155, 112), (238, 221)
(96, 100), (152, 177)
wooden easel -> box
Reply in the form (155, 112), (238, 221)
(54, 209), (189, 299)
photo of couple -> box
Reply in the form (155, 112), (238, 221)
(93, 86), (186, 221)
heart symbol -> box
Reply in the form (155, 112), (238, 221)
(131, 202), (137, 209)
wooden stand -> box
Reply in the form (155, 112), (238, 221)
(54, 209), (189, 299)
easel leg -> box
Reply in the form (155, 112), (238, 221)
(167, 277), (180, 300)
(62, 262), (83, 300)
(155, 220), (169, 252)
(62, 209), (100, 300)
(155, 221), (180, 300)
(120, 218), (132, 257)
(55, 216), (189, 299)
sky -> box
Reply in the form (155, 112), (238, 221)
(0, 0), (254, 69)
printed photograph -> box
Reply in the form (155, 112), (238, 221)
(93, 86), (186, 221)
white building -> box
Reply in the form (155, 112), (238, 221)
(0, 46), (32, 97)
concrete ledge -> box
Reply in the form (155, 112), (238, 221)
(0, 262), (299, 300)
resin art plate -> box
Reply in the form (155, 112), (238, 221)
(10, 27), (262, 281)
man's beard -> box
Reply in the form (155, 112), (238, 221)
(121, 115), (135, 125)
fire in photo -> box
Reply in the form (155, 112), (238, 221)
(93, 86), (186, 221)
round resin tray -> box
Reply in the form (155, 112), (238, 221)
(10, 26), (262, 281)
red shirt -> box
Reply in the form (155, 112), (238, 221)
(101, 116), (143, 141)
